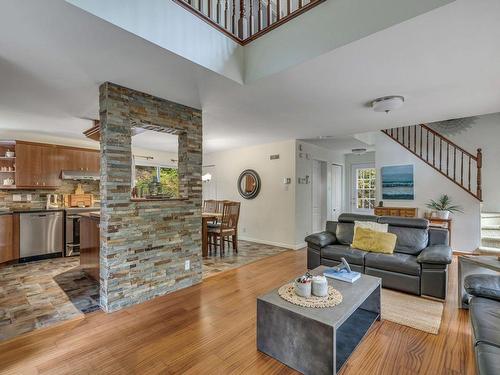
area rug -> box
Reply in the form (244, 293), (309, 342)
(381, 289), (444, 334)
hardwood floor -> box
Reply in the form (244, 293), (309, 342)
(0, 250), (475, 375)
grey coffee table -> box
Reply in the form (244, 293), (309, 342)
(257, 266), (381, 375)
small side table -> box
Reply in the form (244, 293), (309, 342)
(427, 217), (452, 246)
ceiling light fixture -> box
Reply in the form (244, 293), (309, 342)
(371, 96), (405, 113)
(352, 148), (367, 155)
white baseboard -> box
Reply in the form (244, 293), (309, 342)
(238, 236), (305, 250)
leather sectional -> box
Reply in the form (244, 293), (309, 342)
(305, 213), (453, 299)
(465, 274), (500, 375)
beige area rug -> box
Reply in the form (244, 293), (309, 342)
(381, 289), (444, 334)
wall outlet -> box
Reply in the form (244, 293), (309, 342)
(184, 260), (190, 271)
(12, 194), (22, 202)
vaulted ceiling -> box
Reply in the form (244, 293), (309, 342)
(0, 0), (499, 153)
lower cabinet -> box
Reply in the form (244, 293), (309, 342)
(0, 214), (18, 264)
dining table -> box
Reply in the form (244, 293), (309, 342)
(202, 212), (222, 257)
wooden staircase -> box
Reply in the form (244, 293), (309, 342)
(382, 124), (482, 201)
(172, 0), (325, 45)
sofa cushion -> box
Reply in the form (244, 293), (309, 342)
(465, 275), (500, 302)
(470, 297), (500, 348)
(387, 226), (428, 255)
(321, 244), (366, 265)
(364, 252), (421, 276)
(352, 227), (397, 254)
(476, 343), (500, 375)
(336, 222), (355, 245)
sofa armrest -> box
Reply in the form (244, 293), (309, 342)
(417, 245), (452, 265)
(464, 274), (500, 301)
(305, 231), (337, 247)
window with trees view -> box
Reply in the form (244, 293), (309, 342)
(355, 168), (376, 209)
(134, 165), (179, 198)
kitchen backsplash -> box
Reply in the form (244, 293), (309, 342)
(0, 181), (100, 210)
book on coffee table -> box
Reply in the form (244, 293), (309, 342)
(323, 268), (361, 283)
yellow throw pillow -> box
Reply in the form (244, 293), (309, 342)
(352, 227), (397, 254)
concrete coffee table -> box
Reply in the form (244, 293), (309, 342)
(257, 266), (381, 375)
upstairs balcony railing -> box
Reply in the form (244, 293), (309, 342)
(172, 0), (325, 44)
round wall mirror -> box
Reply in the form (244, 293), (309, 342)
(237, 169), (261, 199)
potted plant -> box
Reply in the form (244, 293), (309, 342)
(426, 194), (464, 219)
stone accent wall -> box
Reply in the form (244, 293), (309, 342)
(99, 82), (202, 312)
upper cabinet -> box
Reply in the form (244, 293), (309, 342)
(5, 141), (99, 189)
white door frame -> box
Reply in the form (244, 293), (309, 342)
(329, 163), (343, 221)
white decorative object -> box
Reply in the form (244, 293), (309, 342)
(294, 279), (312, 298)
(5, 150), (14, 158)
(278, 283), (343, 308)
(371, 96), (405, 113)
(432, 210), (450, 220)
(312, 276), (328, 297)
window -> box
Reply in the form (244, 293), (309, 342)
(355, 168), (376, 209)
(134, 165), (179, 198)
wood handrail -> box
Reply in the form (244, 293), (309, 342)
(172, 0), (325, 45)
(420, 123), (477, 161)
(382, 124), (483, 202)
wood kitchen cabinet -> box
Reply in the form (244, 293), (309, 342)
(8, 141), (100, 189)
(15, 142), (61, 188)
(60, 148), (99, 173)
(0, 214), (18, 264)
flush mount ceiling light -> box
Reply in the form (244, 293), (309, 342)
(371, 96), (405, 113)
(352, 148), (367, 155)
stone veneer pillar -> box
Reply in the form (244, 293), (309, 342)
(99, 82), (202, 312)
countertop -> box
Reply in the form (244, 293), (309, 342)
(0, 207), (100, 216)
(78, 211), (100, 219)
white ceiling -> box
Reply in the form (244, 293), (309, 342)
(0, 0), (499, 154)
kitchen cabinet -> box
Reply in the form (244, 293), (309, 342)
(60, 148), (99, 173)
(80, 213), (100, 281)
(7, 141), (100, 189)
(15, 142), (61, 188)
(0, 214), (18, 264)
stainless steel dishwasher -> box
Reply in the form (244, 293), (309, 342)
(20, 211), (64, 258)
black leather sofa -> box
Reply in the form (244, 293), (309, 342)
(305, 213), (453, 299)
(465, 274), (500, 375)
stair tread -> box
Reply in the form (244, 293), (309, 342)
(482, 225), (500, 230)
(481, 212), (500, 218)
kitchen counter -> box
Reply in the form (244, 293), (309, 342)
(0, 208), (65, 216)
(77, 211), (100, 219)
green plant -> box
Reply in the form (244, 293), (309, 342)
(426, 194), (464, 213)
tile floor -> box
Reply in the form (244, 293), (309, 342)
(0, 240), (290, 341)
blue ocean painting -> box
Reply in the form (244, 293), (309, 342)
(381, 165), (414, 200)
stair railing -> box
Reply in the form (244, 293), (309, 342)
(172, 0), (325, 45)
(382, 124), (482, 201)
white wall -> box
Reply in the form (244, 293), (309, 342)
(375, 132), (481, 252)
(66, 0), (244, 83)
(445, 112), (500, 213)
(203, 140), (297, 249)
(295, 141), (345, 246)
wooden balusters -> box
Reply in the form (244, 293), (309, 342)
(173, 0), (326, 44)
(381, 123), (483, 201)
(258, 0), (262, 32)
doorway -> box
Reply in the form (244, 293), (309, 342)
(351, 163), (376, 213)
(312, 160), (328, 233)
(330, 164), (342, 221)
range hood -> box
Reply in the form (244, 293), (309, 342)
(61, 170), (100, 181)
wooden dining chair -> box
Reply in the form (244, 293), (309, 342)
(208, 201), (240, 256)
(203, 200), (217, 213)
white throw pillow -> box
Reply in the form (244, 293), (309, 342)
(354, 221), (388, 233)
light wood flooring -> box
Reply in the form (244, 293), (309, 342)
(0, 250), (475, 375)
